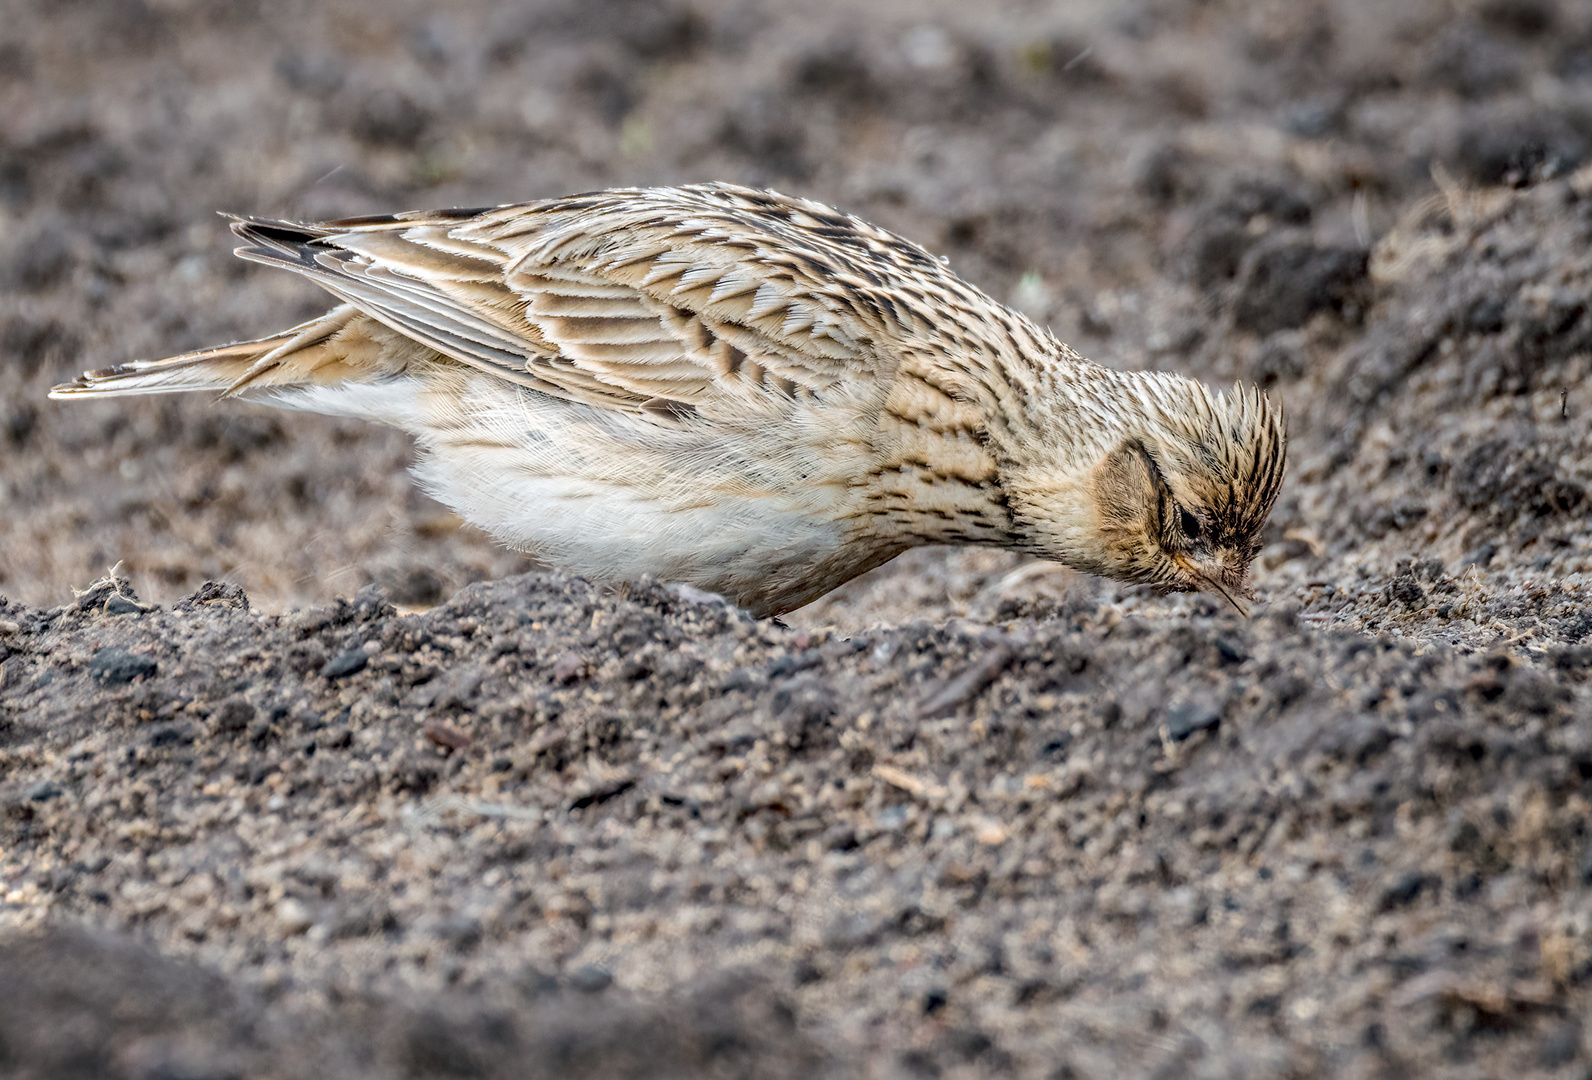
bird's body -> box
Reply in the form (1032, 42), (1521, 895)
(51, 183), (1285, 616)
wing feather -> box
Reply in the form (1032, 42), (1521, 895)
(224, 183), (985, 421)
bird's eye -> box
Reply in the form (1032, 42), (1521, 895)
(1178, 505), (1202, 541)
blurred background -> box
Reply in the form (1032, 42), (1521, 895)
(4, 0), (1592, 633)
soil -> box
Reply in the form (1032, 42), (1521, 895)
(3, 1), (1592, 1077)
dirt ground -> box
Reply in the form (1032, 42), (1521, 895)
(3, 0), (1592, 1076)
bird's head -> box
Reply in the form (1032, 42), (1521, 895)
(1008, 376), (1286, 613)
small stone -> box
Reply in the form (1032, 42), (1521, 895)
(26, 780), (63, 802)
(422, 717), (472, 752)
(88, 648), (158, 685)
(211, 697), (255, 734)
(276, 898), (313, 935)
(320, 647), (369, 679)
(1377, 872), (1435, 911)
(973, 818), (1008, 846)
(1386, 570), (1426, 610)
(145, 724), (192, 748)
(1165, 700), (1221, 741)
(103, 594), (146, 616)
(567, 964), (613, 994)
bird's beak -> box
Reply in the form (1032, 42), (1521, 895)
(1174, 555), (1253, 617)
(1199, 574), (1250, 617)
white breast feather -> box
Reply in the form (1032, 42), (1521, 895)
(271, 376), (872, 592)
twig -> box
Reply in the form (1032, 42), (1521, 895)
(872, 763), (947, 801)
(917, 642), (1015, 718)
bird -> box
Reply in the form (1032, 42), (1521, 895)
(51, 182), (1286, 617)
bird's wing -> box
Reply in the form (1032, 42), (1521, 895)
(229, 184), (970, 419)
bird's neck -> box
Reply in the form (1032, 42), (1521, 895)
(971, 341), (1168, 476)
(969, 348), (1186, 562)
(871, 326), (1186, 557)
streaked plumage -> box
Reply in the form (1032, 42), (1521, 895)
(51, 183), (1286, 616)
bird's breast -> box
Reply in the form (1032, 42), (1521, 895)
(307, 369), (1017, 613)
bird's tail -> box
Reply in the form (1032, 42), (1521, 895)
(48, 304), (380, 400)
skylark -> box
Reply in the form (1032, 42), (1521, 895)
(52, 183), (1285, 616)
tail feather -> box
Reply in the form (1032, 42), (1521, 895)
(48, 306), (391, 400)
(48, 335), (297, 399)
